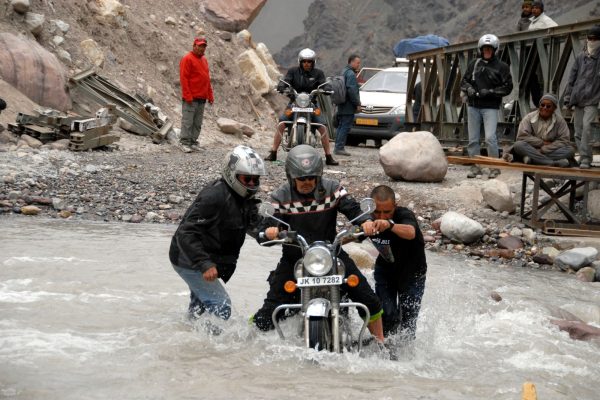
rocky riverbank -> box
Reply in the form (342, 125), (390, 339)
(1, 127), (599, 282)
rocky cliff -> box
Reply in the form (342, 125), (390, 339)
(275, 0), (600, 75)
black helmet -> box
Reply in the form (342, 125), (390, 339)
(285, 145), (323, 190)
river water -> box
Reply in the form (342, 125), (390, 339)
(1, 217), (599, 399)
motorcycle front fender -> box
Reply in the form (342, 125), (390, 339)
(306, 298), (331, 318)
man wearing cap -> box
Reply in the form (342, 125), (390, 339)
(179, 37), (214, 153)
(504, 94), (575, 167)
(527, 1), (557, 31)
(517, 1), (533, 32)
(564, 25), (600, 169)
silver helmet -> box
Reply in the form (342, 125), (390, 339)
(285, 145), (323, 186)
(478, 34), (499, 55)
(222, 145), (266, 198)
(297, 48), (316, 66)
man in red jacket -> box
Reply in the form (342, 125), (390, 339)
(179, 37), (214, 153)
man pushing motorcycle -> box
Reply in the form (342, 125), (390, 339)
(252, 145), (383, 343)
(264, 48), (339, 166)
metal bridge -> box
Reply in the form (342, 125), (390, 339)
(406, 18), (600, 152)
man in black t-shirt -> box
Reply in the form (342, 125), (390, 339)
(363, 185), (428, 340)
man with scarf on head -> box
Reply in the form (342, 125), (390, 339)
(564, 25), (600, 169)
(503, 94), (575, 167)
(252, 145), (384, 343)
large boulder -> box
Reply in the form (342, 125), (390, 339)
(481, 179), (515, 213)
(204, 0), (266, 31)
(0, 33), (71, 111)
(440, 211), (485, 244)
(255, 43), (281, 82)
(80, 39), (105, 68)
(554, 247), (599, 271)
(236, 49), (272, 95)
(379, 131), (447, 182)
(89, 0), (126, 26)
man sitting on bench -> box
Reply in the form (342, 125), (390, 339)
(503, 94), (575, 167)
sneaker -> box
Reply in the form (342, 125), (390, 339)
(488, 168), (501, 179)
(334, 149), (351, 156)
(467, 165), (482, 178)
(579, 161), (591, 169)
(178, 143), (192, 153)
(522, 156), (531, 165)
(190, 143), (203, 152)
(264, 150), (277, 161)
(553, 159), (570, 168)
(325, 154), (339, 166)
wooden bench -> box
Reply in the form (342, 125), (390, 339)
(447, 156), (600, 237)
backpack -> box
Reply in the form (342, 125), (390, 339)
(329, 74), (347, 105)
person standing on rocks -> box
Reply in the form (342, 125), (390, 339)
(333, 54), (362, 156)
(503, 94), (575, 167)
(563, 25), (600, 169)
(363, 185), (427, 342)
(169, 145), (265, 328)
(178, 37), (214, 153)
(461, 34), (513, 179)
(264, 48), (338, 166)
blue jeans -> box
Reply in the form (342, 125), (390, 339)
(374, 271), (426, 340)
(467, 107), (499, 158)
(172, 265), (231, 320)
(334, 114), (354, 151)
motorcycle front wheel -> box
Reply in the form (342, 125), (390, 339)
(296, 124), (305, 145)
(308, 316), (331, 351)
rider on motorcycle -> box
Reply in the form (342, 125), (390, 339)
(253, 145), (383, 342)
(264, 48), (339, 166)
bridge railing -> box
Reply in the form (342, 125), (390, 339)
(406, 18), (600, 151)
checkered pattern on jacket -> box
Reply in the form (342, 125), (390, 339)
(273, 186), (348, 215)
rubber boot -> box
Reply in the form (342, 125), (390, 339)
(265, 150), (277, 161)
(325, 154), (339, 166)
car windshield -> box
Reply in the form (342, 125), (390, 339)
(361, 70), (408, 93)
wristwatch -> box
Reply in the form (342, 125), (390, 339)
(387, 219), (395, 229)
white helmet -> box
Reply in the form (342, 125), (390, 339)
(478, 34), (499, 55)
(222, 145), (266, 198)
(298, 48), (316, 66)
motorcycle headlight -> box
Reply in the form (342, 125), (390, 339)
(304, 245), (333, 276)
(390, 105), (405, 115)
(296, 93), (311, 108)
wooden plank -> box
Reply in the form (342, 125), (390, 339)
(447, 156), (600, 179)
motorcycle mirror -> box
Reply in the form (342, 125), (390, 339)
(360, 198), (376, 214)
(258, 202), (275, 217)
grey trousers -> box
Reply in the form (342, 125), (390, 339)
(573, 105), (598, 164)
(180, 100), (206, 145)
(512, 141), (575, 166)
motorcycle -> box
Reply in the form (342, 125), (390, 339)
(277, 80), (332, 151)
(258, 198), (375, 353)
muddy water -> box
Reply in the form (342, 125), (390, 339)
(1, 217), (599, 399)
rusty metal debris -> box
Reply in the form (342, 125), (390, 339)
(69, 69), (172, 143)
(8, 105), (120, 151)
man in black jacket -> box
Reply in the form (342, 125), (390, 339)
(253, 145), (384, 342)
(169, 145), (265, 322)
(461, 34), (513, 179)
(334, 54), (362, 156)
(264, 48), (338, 166)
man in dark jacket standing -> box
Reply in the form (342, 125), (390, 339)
(461, 34), (513, 179)
(170, 145), (265, 323)
(179, 37), (214, 153)
(334, 54), (362, 156)
(517, 0), (533, 31)
(265, 48), (338, 165)
(564, 25), (600, 169)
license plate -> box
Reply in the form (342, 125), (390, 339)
(297, 275), (343, 287)
(355, 118), (378, 126)
(291, 107), (313, 112)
